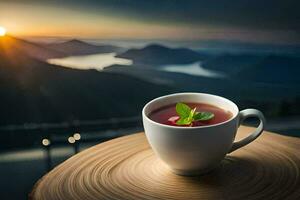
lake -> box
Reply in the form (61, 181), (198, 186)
(161, 62), (225, 78)
(47, 53), (223, 78)
(47, 53), (133, 70)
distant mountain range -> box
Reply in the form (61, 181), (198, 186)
(202, 53), (300, 84)
(0, 35), (126, 61)
(0, 35), (299, 125)
(0, 35), (67, 60)
(235, 55), (300, 83)
(113, 43), (300, 85)
(44, 39), (125, 55)
(0, 36), (173, 126)
(116, 44), (209, 65)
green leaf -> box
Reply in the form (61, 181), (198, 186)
(176, 102), (191, 118)
(188, 107), (196, 120)
(176, 117), (192, 125)
(175, 102), (215, 126)
(193, 112), (214, 121)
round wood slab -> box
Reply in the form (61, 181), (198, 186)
(31, 126), (300, 200)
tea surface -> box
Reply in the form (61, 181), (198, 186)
(149, 102), (232, 127)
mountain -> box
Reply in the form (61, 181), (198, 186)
(0, 35), (67, 60)
(116, 44), (208, 65)
(45, 39), (125, 55)
(236, 55), (300, 83)
(201, 54), (265, 75)
(0, 37), (173, 126)
(0, 36), (125, 61)
(202, 53), (300, 84)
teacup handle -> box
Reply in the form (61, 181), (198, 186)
(229, 109), (266, 153)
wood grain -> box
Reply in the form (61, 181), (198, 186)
(30, 126), (300, 200)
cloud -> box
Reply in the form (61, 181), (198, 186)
(16, 0), (299, 31)
(1, 0), (299, 43)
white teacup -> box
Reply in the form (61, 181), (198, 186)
(142, 93), (266, 176)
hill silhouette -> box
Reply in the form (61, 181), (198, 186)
(202, 53), (300, 84)
(1, 36), (125, 60)
(0, 35), (67, 60)
(236, 55), (300, 83)
(117, 44), (208, 65)
(0, 36), (173, 126)
(45, 39), (125, 56)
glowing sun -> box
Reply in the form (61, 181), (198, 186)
(0, 26), (6, 36)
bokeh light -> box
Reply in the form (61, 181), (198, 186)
(73, 133), (81, 141)
(68, 136), (76, 144)
(42, 139), (51, 146)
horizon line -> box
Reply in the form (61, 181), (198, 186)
(12, 35), (300, 46)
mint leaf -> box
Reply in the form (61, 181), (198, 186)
(194, 112), (214, 121)
(176, 102), (191, 118)
(175, 102), (215, 126)
(176, 117), (192, 125)
(188, 107), (196, 120)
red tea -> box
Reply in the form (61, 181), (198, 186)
(148, 102), (232, 127)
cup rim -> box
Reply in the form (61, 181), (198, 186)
(142, 92), (239, 129)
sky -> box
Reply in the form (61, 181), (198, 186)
(0, 0), (299, 44)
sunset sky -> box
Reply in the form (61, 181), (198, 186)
(0, 0), (299, 44)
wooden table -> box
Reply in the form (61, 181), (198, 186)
(30, 126), (300, 200)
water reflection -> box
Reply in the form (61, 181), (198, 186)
(161, 62), (225, 78)
(47, 53), (132, 70)
(48, 53), (224, 78)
